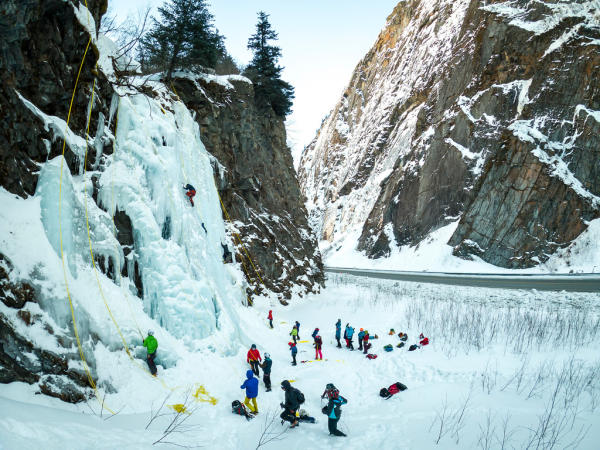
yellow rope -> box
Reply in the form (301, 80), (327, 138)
(58, 36), (115, 414)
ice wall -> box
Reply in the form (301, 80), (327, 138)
(97, 93), (246, 345)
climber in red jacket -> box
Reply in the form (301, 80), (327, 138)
(247, 344), (262, 376)
(419, 333), (429, 346)
(267, 310), (273, 329)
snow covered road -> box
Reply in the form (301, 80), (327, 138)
(326, 267), (600, 292)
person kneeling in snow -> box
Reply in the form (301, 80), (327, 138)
(280, 380), (303, 428)
(183, 184), (196, 207)
(379, 382), (408, 399)
(143, 330), (158, 376)
(240, 369), (259, 414)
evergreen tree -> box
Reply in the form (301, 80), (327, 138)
(139, 0), (224, 81)
(244, 12), (294, 117)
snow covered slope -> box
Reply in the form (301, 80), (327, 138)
(2, 274), (600, 449)
(0, 0), (252, 403)
(299, 0), (600, 271)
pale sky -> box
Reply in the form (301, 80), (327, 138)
(108, 0), (399, 165)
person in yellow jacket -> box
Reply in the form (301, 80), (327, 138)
(290, 325), (298, 343)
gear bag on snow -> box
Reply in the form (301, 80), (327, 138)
(408, 344), (418, 351)
(366, 353), (378, 359)
(231, 400), (253, 420)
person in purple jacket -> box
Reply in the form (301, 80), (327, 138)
(240, 369), (259, 414)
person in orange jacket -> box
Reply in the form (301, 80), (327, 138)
(247, 344), (262, 376)
(267, 310), (273, 329)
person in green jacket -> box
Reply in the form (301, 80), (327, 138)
(290, 325), (298, 344)
(143, 330), (158, 376)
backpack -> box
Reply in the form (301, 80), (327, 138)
(379, 388), (390, 398)
(397, 342), (405, 348)
(366, 353), (378, 359)
(408, 344), (418, 351)
(297, 391), (305, 405)
(384, 344), (393, 352)
(232, 400), (252, 420)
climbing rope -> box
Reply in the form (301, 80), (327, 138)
(58, 29), (115, 414)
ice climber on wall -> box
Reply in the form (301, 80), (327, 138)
(183, 184), (196, 207)
(143, 330), (158, 376)
(240, 369), (259, 414)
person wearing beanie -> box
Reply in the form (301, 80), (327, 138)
(247, 344), (262, 376)
(143, 330), (158, 376)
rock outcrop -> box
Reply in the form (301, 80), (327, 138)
(299, 0), (600, 268)
(172, 74), (323, 299)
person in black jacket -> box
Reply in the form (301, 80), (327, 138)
(280, 380), (302, 428)
(260, 353), (272, 391)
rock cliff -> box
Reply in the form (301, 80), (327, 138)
(0, 0), (322, 402)
(172, 74), (323, 300)
(299, 0), (600, 268)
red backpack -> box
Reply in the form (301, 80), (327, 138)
(366, 354), (378, 359)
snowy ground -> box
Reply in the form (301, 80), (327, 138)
(2, 273), (600, 449)
(322, 219), (600, 274)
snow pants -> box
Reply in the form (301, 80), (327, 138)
(146, 351), (157, 375)
(358, 340), (363, 351)
(244, 396), (258, 413)
(328, 418), (345, 436)
(263, 373), (271, 391)
(291, 353), (297, 365)
(336, 337), (341, 348)
(315, 348), (322, 360)
(249, 360), (260, 376)
(280, 408), (297, 424)
(186, 190), (195, 207)
(269, 319), (273, 328)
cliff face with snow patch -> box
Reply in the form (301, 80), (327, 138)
(172, 74), (324, 300)
(0, 0), (319, 404)
(299, 0), (600, 268)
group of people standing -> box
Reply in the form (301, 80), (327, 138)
(335, 319), (372, 354)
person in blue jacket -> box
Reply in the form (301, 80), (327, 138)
(335, 319), (342, 348)
(289, 341), (298, 365)
(321, 383), (347, 436)
(295, 321), (301, 339)
(240, 369), (259, 414)
(357, 328), (365, 351)
(346, 325), (355, 350)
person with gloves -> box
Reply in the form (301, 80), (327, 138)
(280, 380), (303, 428)
(321, 383), (347, 436)
(143, 330), (158, 376)
(247, 344), (262, 376)
(240, 369), (259, 414)
(259, 353), (272, 391)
